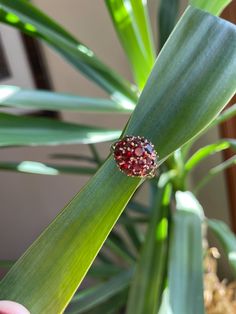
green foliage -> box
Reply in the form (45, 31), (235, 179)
(158, 0), (180, 49)
(207, 219), (236, 275)
(0, 113), (121, 146)
(190, 0), (232, 16)
(0, 0), (137, 104)
(168, 192), (204, 314)
(105, 0), (155, 89)
(0, 85), (134, 113)
(0, 1), (236, 314)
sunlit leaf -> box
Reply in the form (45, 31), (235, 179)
(0, 85), (135, 113)
(1, 7), (236, 313)
(190, 0), (232, 16)
(105, 0), (155, 89)
(0, 113), (121, 147)
(185, 139), (236, 171)
(0, 0), (138, 104)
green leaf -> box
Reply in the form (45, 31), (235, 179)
(87, 264), (122, 278)
(66, 270), (132, 314)
(181, 104), (236, 158)
(0, 0), (138, 104)
(0, 86), (135, 113)
(158, 0), (180, 49)
(1, 7), (236, 313)
(68, 289), (128, 314)
(207, 219), (236, 276)
(125, 6), (236, 159)
(105, 0), (155, 89)
(126, 177), (172, 314)
(185, 139), (236, 171)
(190, 0), (232, 16)
(0, 161), (96, 176)
(106, 232), (136, 264)
(0, 113), (121, 147)
(212, 103), (236, 126)
(169, 191), (204, 314)
(194, 155), (236, 193)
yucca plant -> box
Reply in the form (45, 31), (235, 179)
(0, 0), (236, 313)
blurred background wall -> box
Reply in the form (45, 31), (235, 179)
(0, 0), (231, 276)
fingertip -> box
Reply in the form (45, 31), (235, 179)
(0, 300), (30, 314)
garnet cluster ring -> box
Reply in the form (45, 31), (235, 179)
(111, 135), (158, 178)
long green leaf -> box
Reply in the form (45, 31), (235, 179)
(159, 0), (180, 49)
(1, 7), (236, 313)
(125, 6), (236, 159)
(0, 161), (96, 176)
(169, 191), (204, 314)
(66, 270), (132, 314)
(185, 139), (236, 171)
(190, 0), (232, 16)
(0, 86), (134, 113)
(105, 0), (155, 89)
(207, 219), (236, 276)
(194, 155), (236, 193)
(0, 113), (121, 146)
(126, 176), (172, 314)
(0, 0), (137, 104)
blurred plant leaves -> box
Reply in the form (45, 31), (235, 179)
(207, 219), (236, 276)
(66, 270), (132, 314)
(0, 161), (96, 176)
(0, 0), (138, 104)
(212, 103), (236, 127)
(158, 0), (180, 49)
(195, 155), (236, 193)
(0, 85), (134, 113)
(1, 7), (236, 313)
(126, 177), (172, 314)
(169, 191), (204, 314)
(185, 139), (236, 171)
(105, 0), (155, 89)
(190, 0), (232, 16)
(0, 113), (121, 147)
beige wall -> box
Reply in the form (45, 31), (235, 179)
(0, 0), (231, 278)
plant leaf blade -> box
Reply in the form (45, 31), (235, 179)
(168, 191), (204, 314)
(190, 0), (232, 16)
(0, 86), (134, 113)
(1, 7), (236, 313)
(105, 0), (155, 89)
(0, 0), (137, 103)
(0, 113), (121, 146)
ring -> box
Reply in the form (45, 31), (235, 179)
(111, 135), (158, 178)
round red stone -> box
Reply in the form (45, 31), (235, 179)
(112, 135), (158, 178)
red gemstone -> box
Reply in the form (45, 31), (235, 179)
(112, 135), (158, 178)
(134, 147), (144, 157)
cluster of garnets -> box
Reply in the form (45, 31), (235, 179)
(112, 135), (158, 178)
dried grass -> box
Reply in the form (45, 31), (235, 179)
(204, 248), (236, 314)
